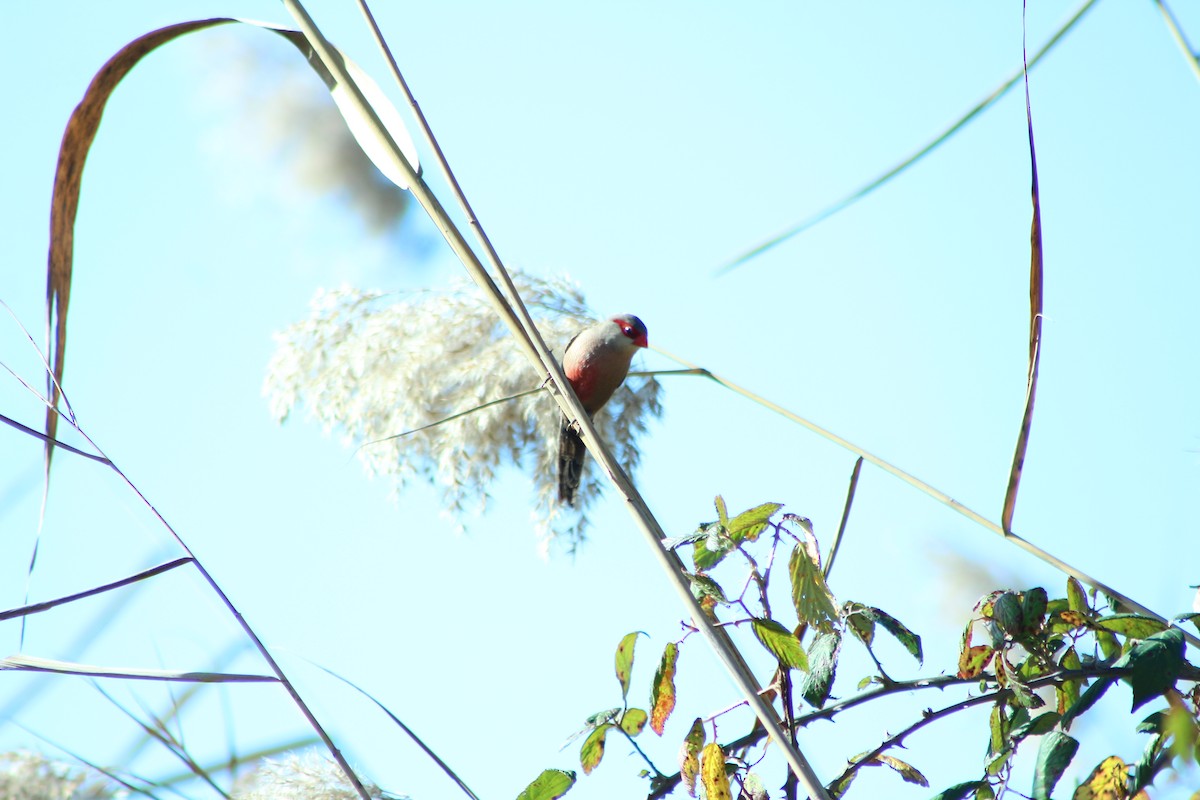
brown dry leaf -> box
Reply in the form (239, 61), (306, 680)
(1001, 15), (1045, 535)
(43, 18), (416, 477)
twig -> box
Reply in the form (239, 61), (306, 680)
(650, 667), (1128, 798)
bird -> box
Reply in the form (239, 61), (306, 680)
(557, 314), (648, 506)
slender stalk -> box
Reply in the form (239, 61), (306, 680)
(0, 558), (193, 622)
(824, 457), (862, 578)
(652, 347), (1200, 650)
(1155, 0), (1200, 84)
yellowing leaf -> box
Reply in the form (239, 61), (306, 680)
(580, 724), (613, 775)
(678, 718), (706, 797)
(873, 754), (929, 787)
(726, 502), (782, 542)
(1071, 755), (1127, 799)
(700, 743), (732, 800)
(620, 708), (648, 736)
(650, 643), (679, 735)
(614, 631), (643, 701)
(958, 645), (995, 679)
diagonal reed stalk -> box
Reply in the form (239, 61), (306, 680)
(1154, 0), (1200, 84)
(280, 0), (831, 794)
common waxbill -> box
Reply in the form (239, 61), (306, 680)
(557, 314), (648, 505)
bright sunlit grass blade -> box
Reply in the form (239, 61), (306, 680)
(0, 654), (277, 683)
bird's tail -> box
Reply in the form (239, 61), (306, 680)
(558, 417), (587, 506)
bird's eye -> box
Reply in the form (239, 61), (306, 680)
(623, 326), (633, 335)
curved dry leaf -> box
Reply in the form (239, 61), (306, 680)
(44, 17), (418, 473)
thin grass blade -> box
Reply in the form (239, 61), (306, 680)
(714, 0), (1097, 275)
(0, 654), (276, 683)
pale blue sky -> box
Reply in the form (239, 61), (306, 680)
(2, 2), (1199, 799)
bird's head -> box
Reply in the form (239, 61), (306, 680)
(612, 314), (649, 349)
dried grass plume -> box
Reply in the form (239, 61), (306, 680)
(263, 271), (662, 545)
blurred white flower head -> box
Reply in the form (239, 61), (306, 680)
(0, 751), (112, 800)
(263, 271), (662, 546)
(234, 753), (400, 800)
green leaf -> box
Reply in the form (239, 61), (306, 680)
(692, 524), (734, 571)
(1031, 730), (1078, 800)
(650, 642), (679, 735)
(929, 781), (988, 800)
(662, 531), (710, 551)
(620, 708), (648, 736)
(799, 630), (841, 708)
(750, 618), (809, 671)
(714, 495), (729, 527)
(992, 592), (1024, 637)
(1134, 732), (1167, 792)
(584, 708), (620, 728)
(1021, 587), (1048, 632)
(872, 754), (928, 786)
(1096, 629), (1121, 660)
(1095, 614), (1169, 640)
(580, 724), (614, 774)
(1061, 678), (1116, 731)
(683, 717), (706, 750)
(1008, 674), (1044, 710)
(1011, 711), (1060, 743)
(516, 769), (576, 800)
(687, 573), (727, 605)
(1137, 710), (1166, 734)
(726, 502), (782, 543)
(988, 703), (1007, 756)
(1066, 576), (1089, 614)
(843, 602), (876, 647)
(1116, 628), (1185, 712)
(867, 606), (923, 665)
(789, 541), (838, 632)
(614, 632), (644, 702)
(1055, 646), (1081, 714)
(1175, 611), (1200, 633)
